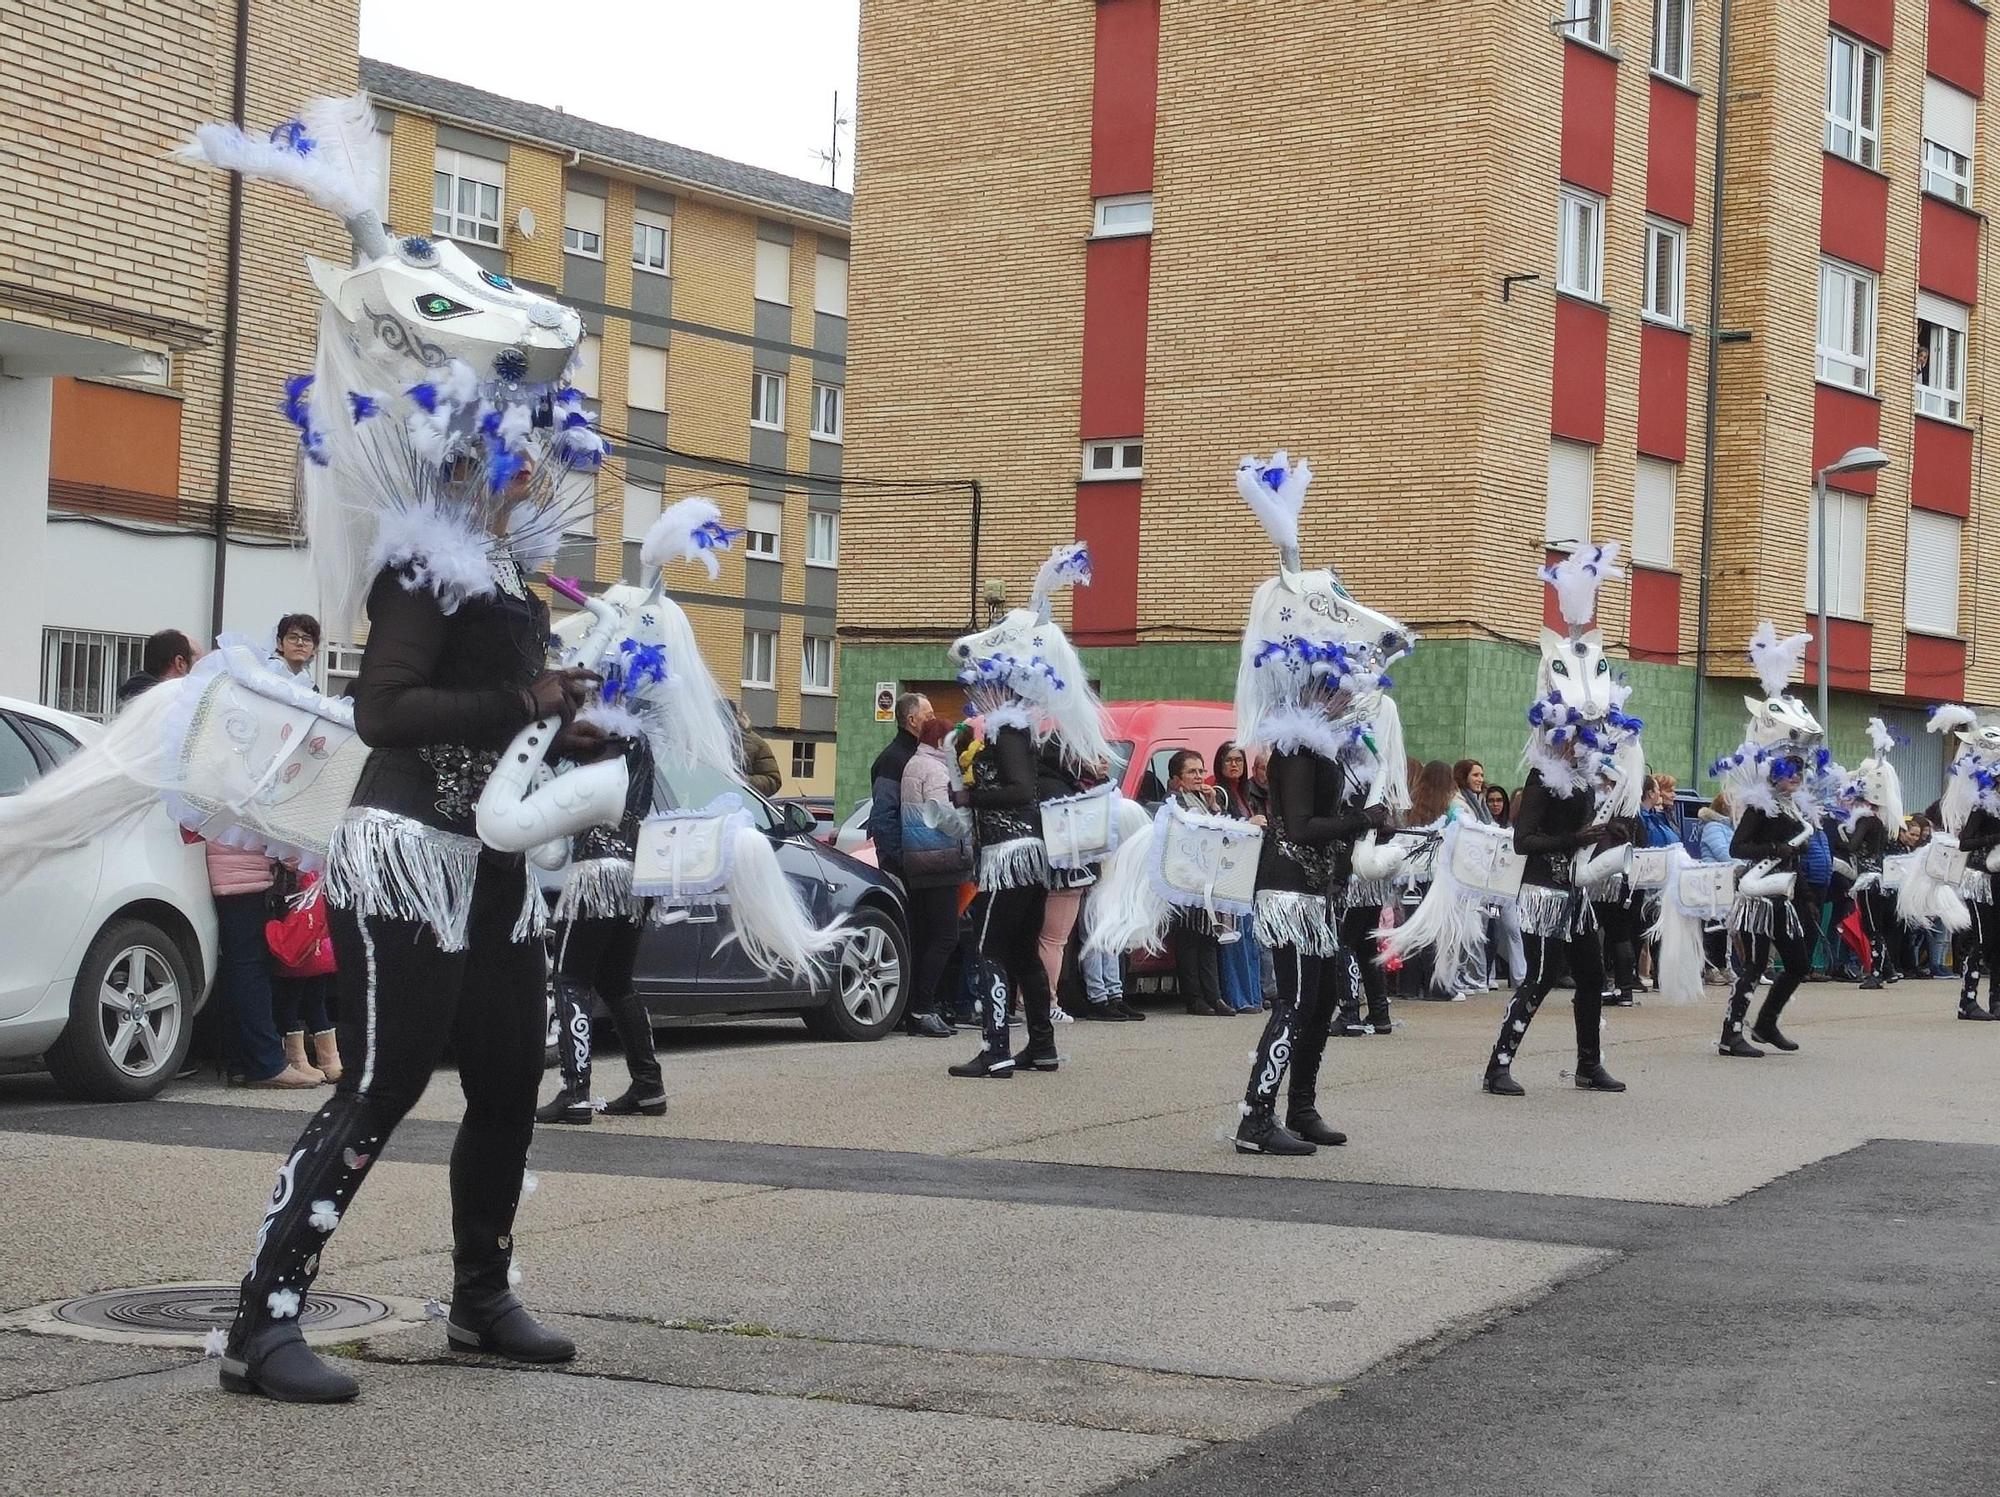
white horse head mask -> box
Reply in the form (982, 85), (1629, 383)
(951, 543), (1112, 768)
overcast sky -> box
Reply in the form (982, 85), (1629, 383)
(361, 0), (860, 192)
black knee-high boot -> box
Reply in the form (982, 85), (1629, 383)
(1486, 980), (1548, 1096)
(535, 977), (594, 1124)
(1236, 946), (1315, 1155)
(1285, 956), (1347, 1146)
(1721, 950), (1767, 1057)
(600, 987), (666, 1113)
(220, 1094), (392, 1402)
(443, 1107), (574, 1363)
(1572, 991), (1624, 1091)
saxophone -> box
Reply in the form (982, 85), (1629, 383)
(474, 579), (632, 855)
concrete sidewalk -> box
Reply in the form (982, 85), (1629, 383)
(0, 979), (1993, 1495)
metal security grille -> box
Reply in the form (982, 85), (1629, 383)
(40, 627), (146, 722)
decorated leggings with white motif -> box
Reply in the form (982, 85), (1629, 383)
(1960, 901), (2000, 1003)
(1725, 901), (1812, 1037)
(973, 885), (1052, 1053)
(1243, 945), (1336, 1114)
(1487, 929), (1606, 1072)
(226, 853), (545, 1350)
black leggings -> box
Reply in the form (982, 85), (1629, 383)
(552, 914), (661, 1099)
(229, 853), (545, 1345)
(1594, 899), (1639, 998)
(974, 885), (1050, 1053)
(1961, 901), (2000, 1002)
(1243, 942), (1343, 1116)
(1725, 898), (1812, 1039)
(1338, 906), (1389, 1027)
(1488, 925), (1607, 1072)
(905, 883), (962, 1018)
(1860, 888), (1899, 978)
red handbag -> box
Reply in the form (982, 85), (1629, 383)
(266, 880), (336, 978)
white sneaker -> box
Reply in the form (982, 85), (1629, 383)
(1051, 1004), (1074, 1024)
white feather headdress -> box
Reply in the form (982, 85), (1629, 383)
(642, 497), (735, 580)
(1747, 621), (1812, 698)
(1235, 451), (1312, 574)
(1030, 542), (1093, 622)
(1928, 703), (1979, 740)
(176, 93), (388, 256)
(1538, 542), (1624, 635)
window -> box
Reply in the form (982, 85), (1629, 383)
(802, 634), (834, 694)
(1917, 293), (1969, 422)
(39, 627), (145, 722)
(1817, 259), (1876, 392)
(1557, 188), (1604, 301)
(1082, 439), (1143, 480)
(570, 334), (601, 399)
(1643, 218), (1685, 325)
(562, 189), (604, 257)
(745, 498), (782, 559)
(755, 239), (792, 304)
(751, 370), (786, 429)
(1563, 0), (1609, 48)
(1825, 32), (1883, 170)
(811, 382), (844, 442)
(814, 253), (848, 317)
(742, 629), (777, 688)
(1652, 0), (1690, 82)
(1923, 77), (1976, 206)
(0, 719), (39, 796)
(1092, 193), (1154, 238)
(1805, 489), (1868, 619)
(791, 740), (817, 780)
(627, 345), (667, 412)
(431, 149), (504, 246)
(1633, 458), (1677, 567)
(622, 480), (662, 543)
(632, 209), (671, 274)
(20, 716), (78, 766)
(806, 509), (839, 567)
(1907, 510), (1963, 635)
(1545, 440), (1595, 548)
(324, 643), (364, 698)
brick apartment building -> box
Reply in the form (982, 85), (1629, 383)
(0, 0), (357, 718)
(365, 61), (854, 800)
(838, 0), (1999, 812)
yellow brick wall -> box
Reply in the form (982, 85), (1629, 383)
(384, 110), (436, 237)
(1969, 23), (2000, 703)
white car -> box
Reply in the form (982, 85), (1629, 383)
(0, 695), (217, 1100)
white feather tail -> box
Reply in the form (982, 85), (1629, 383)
(1647, 851), (1709, 1004)
(1897, 852), (1972, 934)
(719, 827), (849, 984)
(1082, 823), (1172, 957)
(1378, 824), (1485, 988)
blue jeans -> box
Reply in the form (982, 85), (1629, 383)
(214, 891), (285, 1080)
(1219, 918), (1263, 1010)
(1081, 944), (1123, 1003)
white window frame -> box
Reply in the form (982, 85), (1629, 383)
(1081, 439), (1143, 481)
(1633, 457), (1677, 568)
(632, 209), (671, 275)
(1643, 217), (1686, 326)
(324, 642), (365, 699)
(1545, 439), (1596, 549)
(1817, 258), (1877, 393)
(801, 634), (834, 695)
(1092, 193), (1154, 239)
(745, 498), (783, 560)
(742, 629), (777, 690)
(1557, 188), (1605, 302)
(626, 344), (668, 413)
(1562, 0), (1610, 49)
(1651, 0), (1690, 82)
(1906, 509), (1963, 636)
(1916, 293), (1969, 424)
(431, 149), (504, 247)
(1825, 31), (1884, 171)
(811, 382), (844, 442)
(1805, 489), (1868, 620)
(755, 239), (792, 305)
(1923, 77), (1977, 207)
(562, 189), (604, 258)
(806, 509), (839, 568)
(751, 371), (786, 431)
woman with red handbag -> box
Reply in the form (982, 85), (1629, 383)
(266, 871), (342, 1083)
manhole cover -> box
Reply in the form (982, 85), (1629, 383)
(54, 1284), (392, 1339)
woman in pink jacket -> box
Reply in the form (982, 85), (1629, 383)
(204, 843), (316, 1088)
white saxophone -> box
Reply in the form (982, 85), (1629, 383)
(474, 576), (632, 856)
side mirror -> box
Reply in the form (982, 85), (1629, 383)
(779, 801), (818, 838)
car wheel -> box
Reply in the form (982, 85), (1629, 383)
(802, 905), (908, 1041)
(44, 917), (195, 1102)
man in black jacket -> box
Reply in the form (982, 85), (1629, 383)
(866, 692), (931, 878)
(116, 629), (198, 707)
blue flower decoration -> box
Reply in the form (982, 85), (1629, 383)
(347, 392), (379, 423)
(406, 381), (439, 413)
(492, 347), (529, 383)
(269, 120), (314, 155)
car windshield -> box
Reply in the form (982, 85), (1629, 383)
(655, 759), (778, 832)
(1107, 739), (1134, 780)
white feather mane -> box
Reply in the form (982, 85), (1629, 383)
(1747, 621), (1812, 698)
(1539, 541), (1624, 632)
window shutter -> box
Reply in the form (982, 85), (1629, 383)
(1634, 458), (1677, 567)
(1859, 49), (1881, 164)
(1906, 511), (1962, 635)
(1924, 77), (1977, 159)
(1666, 0), (1688, 75)
(1545, 441), (1595, 548)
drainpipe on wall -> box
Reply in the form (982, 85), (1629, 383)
(1691, 0), (1734, 788)
(208, 0), (251, 644)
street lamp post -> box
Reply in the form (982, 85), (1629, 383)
(1814, 445), (1891, 730)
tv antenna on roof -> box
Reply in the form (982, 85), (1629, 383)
(811, 90), (851, 189)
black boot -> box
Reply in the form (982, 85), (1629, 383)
(948, 1046), (1015, 1078)
(534, 1089), (594, 1125)
(1750, 994), (1799, 1051)
(1234, 1103), (1316, 1156)
(1485, 982), (1539, 1095)
(1718, 982), (1765, 1057)
(447, 1292), (576, 1363)
(1285, 1107), (1348, 1146)
(903, 1011), (956, 1037)
(595, 987), (667, 1113)
(550, 975), (593, 1100)
(1012, 1029), (1060, 1072)
(219, 1321), (359, 1403)
(1958, 992), (1996, 1021)
(602, 1085), (666, 1117)
(1482, 1062), (1526, 1096)
(1573, 995), (1626, 1092)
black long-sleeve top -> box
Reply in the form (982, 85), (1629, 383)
(1959, 805), (2000, 857)
(1847, 814), (1888, 873)
(1256, 748), (1373, 895)
(1730, 804), (1808, 870)
(967, 724), (1040, 853)
(347, 565), (546, 836)
(1511, 771), (1598, 888)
